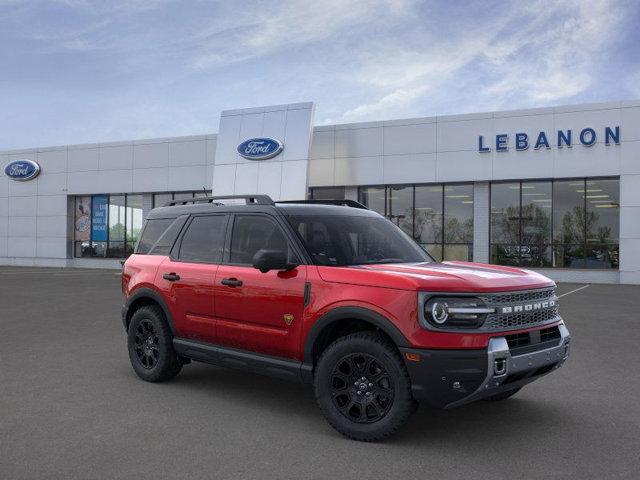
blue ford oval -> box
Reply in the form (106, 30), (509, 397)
(4, 159), (41, 181)
(237, 138), (283, 160)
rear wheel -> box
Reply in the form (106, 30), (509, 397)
(127, 305), (182, 382)
(314, 332), (415, 441)
(483, 387), (521, 402)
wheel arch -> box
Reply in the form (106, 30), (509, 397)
(124, 287), (176, 335)
(304, 307), (410, 366)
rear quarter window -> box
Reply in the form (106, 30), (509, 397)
(136, 216), (187, 255)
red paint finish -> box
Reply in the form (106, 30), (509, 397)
(124, 254), (560, 360)
(214, 264), (307, 358)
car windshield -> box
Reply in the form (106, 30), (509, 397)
(286, 214), (433, 266)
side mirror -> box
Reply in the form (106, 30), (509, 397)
(252, 249), (297, 273)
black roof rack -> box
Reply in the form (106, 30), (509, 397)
(276, 199), (368, 209)
(164, 194), (275, 207)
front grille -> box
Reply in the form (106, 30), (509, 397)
(478, 287), (559, 331)
(485, 306), (559, 330)
(505, 325), (562, 355)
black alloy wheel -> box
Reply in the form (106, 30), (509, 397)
(314, 332), (416, 441)
(127, 305), (183, 382)
(133, 319), (160, 369)
(330, 353), (394, 423)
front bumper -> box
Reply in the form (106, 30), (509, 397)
(400, 323), (571, 409)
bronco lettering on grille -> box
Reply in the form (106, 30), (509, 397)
(500, 299), (555, 314)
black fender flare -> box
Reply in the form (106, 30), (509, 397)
(303, 306), (410, 365)
(123, 287), (177, 335)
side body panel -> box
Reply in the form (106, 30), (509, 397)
(214, 265), (308, 358)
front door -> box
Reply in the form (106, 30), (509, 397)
(157, 214), (229, 344)
(214, 214), (307, 359)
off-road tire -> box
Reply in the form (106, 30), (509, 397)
(127, 305), (182, 382)
(314, 332), (415, 441)
(482, 387), (522, 402)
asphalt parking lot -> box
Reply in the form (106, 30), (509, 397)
(1, 267), (639, 480)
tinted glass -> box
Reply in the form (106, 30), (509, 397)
(126, 194), (143, 254)
(230, 216), (291, 264)
(106, 194), (126, 258)
(491, 183), (520, 244)
(553, 180), (585, 244)
(444, 184), (473, 244)
(153, 193), (173, 207)
(387, 186), (413, 237)
(520, 181), (552, 267)
(310, 187), (346, 200)
(179, 215), (227, 263)
(136, 218), (174, 254)
(414, 185), (442, 244)
(288, 215), (431, 266)
(585, 178), (619, 244)
(359, 187), (385, 215)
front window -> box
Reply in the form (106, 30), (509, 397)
(287, 215), (432, 266)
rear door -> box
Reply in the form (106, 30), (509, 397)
(157, 214), (229, 343)
(214, 214), (307, 359)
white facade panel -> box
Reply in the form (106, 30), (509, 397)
(99, 144), (133, 170)
(309, 130), (334, 160)
(169, 139), (207, 167)
(37, 172), (67, 196)
(335, 127), (382, 158)
(133, 142), (169, 169)
(7, 236), (36, 257)
(68, 147), (99, 171)
(8, 196), (37, 216)
(36, 149), (68, 173)
(37, 195), (67, 217)
(383, 123), (437, 155)
(36, 237), (67, 258)
(37, 215), (68, 237)
(334, 156), (383, 185)
(8, 216), (37, 237)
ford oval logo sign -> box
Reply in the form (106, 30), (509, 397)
(4, 159), (41, 181)
(237, 137), (283, 160)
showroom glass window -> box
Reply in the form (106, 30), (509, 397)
(490, 178), (619, 269)
(152, 190), (212, 207)
(358, 184), (473, 261)
(74, 193), (149, 259)
(309, 187), (346, 200)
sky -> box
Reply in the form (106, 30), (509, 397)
(1, 0), (639, 150)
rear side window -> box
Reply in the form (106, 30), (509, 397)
(178, 215), (227, 263)
(136, 218), (174, 254)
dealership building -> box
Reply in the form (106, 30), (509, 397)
(1, 100), (639, 284)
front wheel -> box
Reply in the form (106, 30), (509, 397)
(314, 332), (416, 441)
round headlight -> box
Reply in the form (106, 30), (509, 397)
(430, 301), (449, 324)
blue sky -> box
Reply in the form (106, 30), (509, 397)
(1, 0), (639, 150)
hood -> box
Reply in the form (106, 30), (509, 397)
(316, 261), (555, 292)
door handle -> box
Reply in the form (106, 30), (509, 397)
(163, 272), (181, 282)
(221, 277), (243, 287)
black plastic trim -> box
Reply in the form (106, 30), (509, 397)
(173, 338), (305, 382)
(123, 287), (177, 335)
(303, 306), (410, 365)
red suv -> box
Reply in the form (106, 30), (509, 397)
(121, 195), (570, 441)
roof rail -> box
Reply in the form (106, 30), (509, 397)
(164, 194), (275, 207)
(276, 199), (368, 209)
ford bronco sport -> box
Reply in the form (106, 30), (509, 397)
(121, 195), (570, 441)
